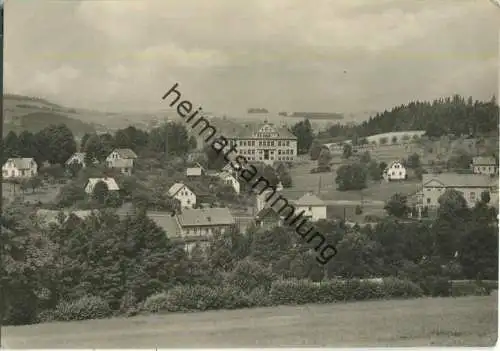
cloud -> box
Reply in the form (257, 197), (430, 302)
(4, 0), (499, 115)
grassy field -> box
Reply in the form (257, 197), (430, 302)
(2, 182), (62, 204)
(2, 296), (496, 348)
(287, 159), (420, 203)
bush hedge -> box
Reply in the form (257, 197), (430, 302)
(141, 278), (423, 315)
(52, 295), (112, 321)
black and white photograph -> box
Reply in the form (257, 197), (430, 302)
(1, 0), (499, 348)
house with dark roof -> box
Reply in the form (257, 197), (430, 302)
(226, 121), (297, 165)
(106, 148), (137, 175)
(292, 192), (327, 221)
(2, 158), (38, 179)
(140, 208), (235, 254)
(471, 156), (498, 175)
(421, 173), (497, 209)
(167, 183), (196, 209)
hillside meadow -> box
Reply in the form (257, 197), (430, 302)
(2, 295), (497, 348)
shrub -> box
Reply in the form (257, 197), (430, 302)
(119, 290), (139, 316)
(450, 280), (496, 297)
(224, 259), (276, 293)
(36, 309), (56, 324)
(53, 295), (111, 321)
(419, 276), (451, 297)
(381, 277), (423, 298)
(142, 291), (169, 313)
(247, 287), (274, 307)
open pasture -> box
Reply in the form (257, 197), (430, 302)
(3, 295), (496, 348)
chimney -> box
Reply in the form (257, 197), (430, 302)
(207, 216), (211, 222)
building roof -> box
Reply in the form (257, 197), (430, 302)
(86, 177), (120, 191)
(472, 156), (496, 165)
(65, 152), (86, 165)
(112, 148), (138, 159)
(3, 158), (37, 170)
(109, 158), (134, 168)
(168, 183), (191, 197)
(422, 173), (496, 188)
(230, 122), (297, 140)
(294, 192), (326, 206)
(186, 167), (203, 176)
(177, 207), (235, 227)
(147, 211), (181, 238)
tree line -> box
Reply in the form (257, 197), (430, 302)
(1, 122), (199, 166)
(2, 186), (497, 325)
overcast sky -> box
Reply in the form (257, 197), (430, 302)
(4, 0), (499, 116)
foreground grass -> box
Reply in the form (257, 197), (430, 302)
(3, 295), (497, 348)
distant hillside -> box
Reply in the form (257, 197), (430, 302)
(2, 94), (153, 135)
(5, 112), (96, 136)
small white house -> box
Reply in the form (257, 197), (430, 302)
(383, 161), (407, 181)
(66, 152), (86, 167)
(106, 149), (137, 175)
(167, 183), (196, 209)
(85, 177), (120, 194)
(293, 192), (327, 221)
(186, 163), (205, 177)
(219, 172), (240, 194)
(2, 158), (38, 179)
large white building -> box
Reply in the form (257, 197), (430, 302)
(228, 121), (298, 165)
(2, 158), (38, 179)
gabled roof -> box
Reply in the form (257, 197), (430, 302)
(186, 167), (203, 176)
(66, 152), (86, 165)
(168, 183), (193, 197)
(294, 192), (326, 206)
(422, 173), (495, 188)
(86, 177), (120, 191)
(229, 122), (297, 140)
(111, 148), (138, 159)
(147, 211), (181, 238)
(472, 156), (496, 165)
(385, 160), (405, 170)
(177, 207), (235, 227)
(3, 158), (37, 170)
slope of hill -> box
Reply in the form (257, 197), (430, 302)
(2, 94), (144, 136)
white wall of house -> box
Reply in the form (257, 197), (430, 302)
(294, 205), (327, 221)
(384, 162), (407, 181)
(2, 160), (37, 179)
(174, 187), (197, 209)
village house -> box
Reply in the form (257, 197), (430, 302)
(167, 183), (196, 209)
(293, 192), (327, 221)
(145, 208), (235, 254)
(227, 121), (298, 165)
(84, 177), (120, 194)
(106, 148), (137, 175)
(218, 172), (240, 194)
(420, 173), (497, 209)
(471, 156), (498, 175)
(2, 158), (38, 179)
(186, 162), (205, 177)
(383, 161), (407, 181)
(65, 152), (87, 167)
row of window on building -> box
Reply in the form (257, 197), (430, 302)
(232, 140), (292, 147)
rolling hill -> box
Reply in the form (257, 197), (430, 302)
(3, 94), (159, 136)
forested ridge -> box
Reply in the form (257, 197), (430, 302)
(321, 95), (498, 139)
